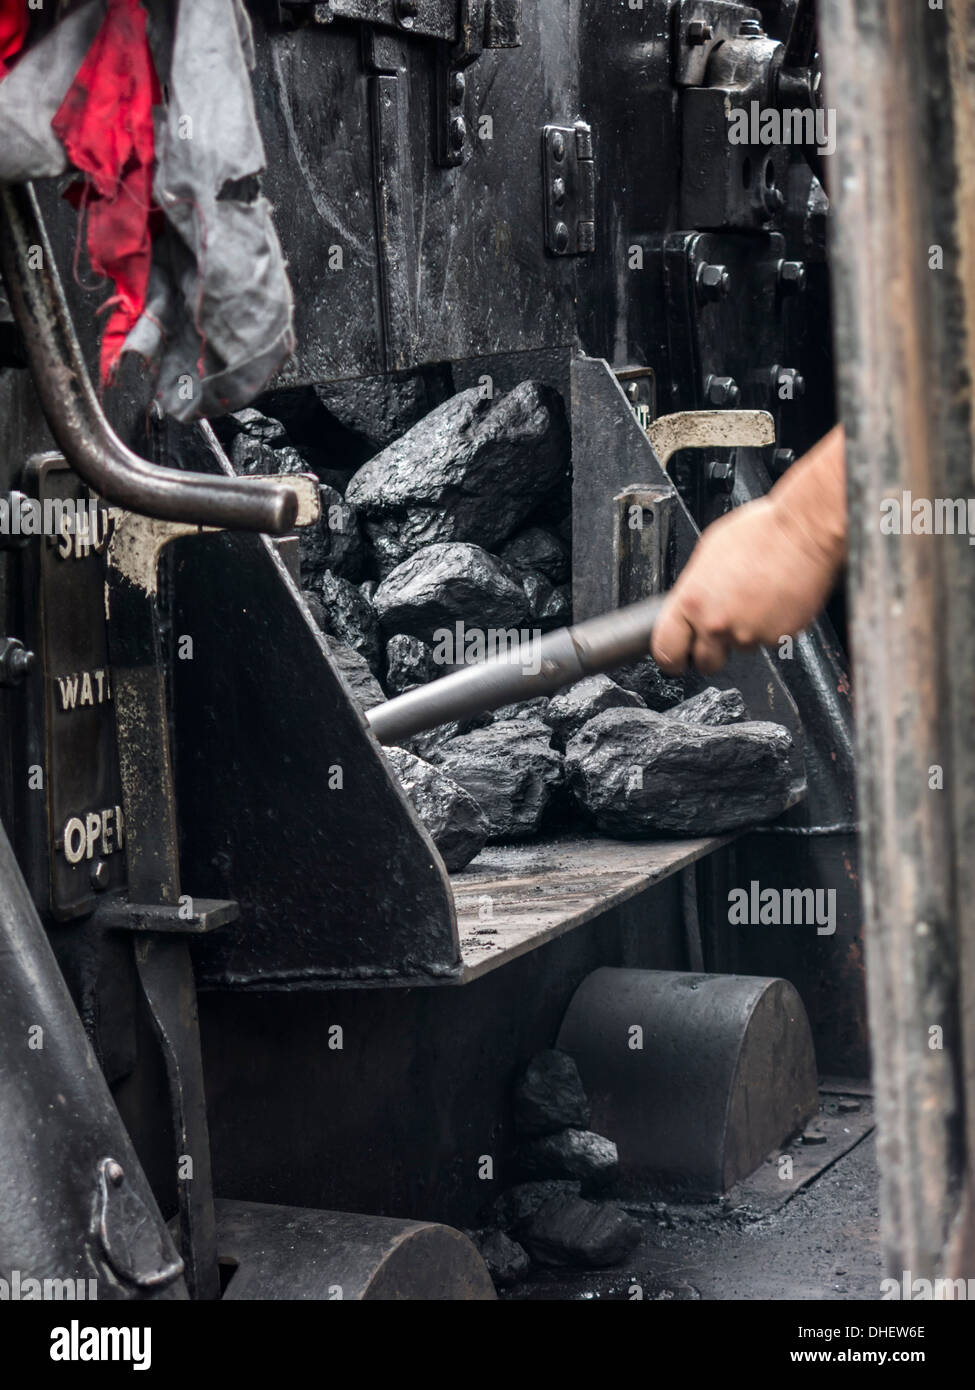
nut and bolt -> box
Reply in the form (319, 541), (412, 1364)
(686, 19), (713, 44)
(778, 259), (807, 293)
(705, 375), (740, 408)
(708, 459), (736, 494)
(696, 262), (730, 302)
(739, 18), (763, 36)
(0, 637), (35, 687)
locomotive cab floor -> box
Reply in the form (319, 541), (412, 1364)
(451, 833), (733, 981)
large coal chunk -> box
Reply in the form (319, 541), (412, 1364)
(491, 697), (550, 723)
(610, 655), (684, 711)
(430, 719), (563, 841)
(385, 634), (434, 693)
(520, 1196), (641, 1269)
(298, 484), (365, 584)
(308, 570), (382, 672)
(346, 382), (569, 572)
(544, 675), (645, 750)
(666, 686), (747, 727)
(226, 406), (289, 447)
(373, 542), (529, 643)
(566, 707), (798, 836)
(408, 711), (494, 762)
(489, 1181), (582, 1232)
(469, 1229), (530, 1287)
(500, 526), (571, 584)
(384, 746), (489, 872)
(513, 1050), (591, 1137)
(230, 435), (311, 477)
(314, 367), (450, 452)
(519, 1129), (619, 1188)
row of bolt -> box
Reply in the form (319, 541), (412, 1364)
(696, 257), (807, 303)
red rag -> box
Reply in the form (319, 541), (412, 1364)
(52, 0), (160, 384)
(0, 0), (27, 78)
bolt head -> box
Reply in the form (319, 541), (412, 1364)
(779, 260), (807, 293)
(708, 459), (736, 493)
(551, 130), (566, 162)
(687, 19), (713, 44)
(697, 262), (730, 301)
(552, 176), (566, 206)
(772, 447), (796, 476)
(706, 375), (740, 408)
(90, 859), (109, 890)
(553, 221), (570, 254)
(106, 1160), (124, 1187)
(449, 115), (467, 153)
(449, 70), (466, 105)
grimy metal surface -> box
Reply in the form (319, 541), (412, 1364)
(821, 0), (975, 1281)
(215, 1200), (496, 1300)
(171, 529), (462, 988)
(0, 818), (186, 1298)
(557, 967), (819, 1193)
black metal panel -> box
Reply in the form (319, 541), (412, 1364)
(171, 530), (461, 986)
(254, 6), (584, 383)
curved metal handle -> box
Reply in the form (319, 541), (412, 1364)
(0, 183), (298, 534)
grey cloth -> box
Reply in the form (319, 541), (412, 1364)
(0, 0), (294, 421)
(124, 0), (295, 420)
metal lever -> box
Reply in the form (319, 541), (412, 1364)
(366, 595), (666, 746)
(0, 183), (298, 534)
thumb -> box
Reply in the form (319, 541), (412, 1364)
(651, 599), (695, 674)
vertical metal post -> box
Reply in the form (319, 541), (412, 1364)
(821, 0), (975, 1281)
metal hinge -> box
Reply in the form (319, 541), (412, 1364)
(542, 122), (595, 256)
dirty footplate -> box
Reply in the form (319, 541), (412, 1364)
(24, 454), (125, 919)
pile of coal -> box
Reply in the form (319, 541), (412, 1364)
(476, 1049), (640, 1286)
(565, 705), (798, 836)
(428, 719), (564, 841)
(383, 747), (489, 872)
(345, 381), (569, 574)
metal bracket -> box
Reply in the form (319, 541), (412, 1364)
(543, 122), (595, 256)
(646, 408), (775, 466)
(97, 899), (240, 936)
